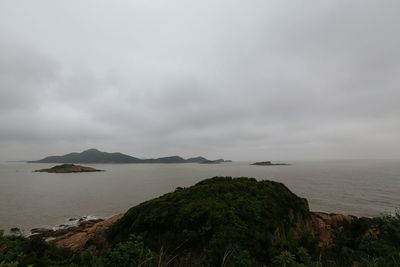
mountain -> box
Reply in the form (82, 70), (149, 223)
(199, 158), (231, 164)
(142, 156), (186, 164)
(185, 156), (208, 163)
(29, 149), (142, 164)
(29, 149), (229, 164)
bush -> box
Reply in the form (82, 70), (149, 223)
(0, 233), (75, 266)
(103, 235), (155, 267)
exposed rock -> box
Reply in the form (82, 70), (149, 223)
(34, 164), (104, 173)
(31, 214), (124, 253)
(51, 214), (123, 252)
(30, 211), (365, 254)
(311, 212), (356, 248)
(251, 161), (290, 166)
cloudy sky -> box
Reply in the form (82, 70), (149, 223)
(0, 1), (399, 161)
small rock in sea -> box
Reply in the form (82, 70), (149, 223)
(34, 164), (104, 173)
(251, 161), (290, 166)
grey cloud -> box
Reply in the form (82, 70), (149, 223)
(0, 40), (56, 111)
(0, 1), (399, 161)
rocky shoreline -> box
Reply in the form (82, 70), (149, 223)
(2, 177), (395, 266)
(28, 211), (357, 253)
(30, 213), (125, 252)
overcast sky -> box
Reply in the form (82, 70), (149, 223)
(0, 1), (399, 161)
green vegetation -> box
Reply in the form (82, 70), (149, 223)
(108, 177), (311, 266)
(1, 177), (399, 266)
(326, 214), (400, 267)
(0, 230), (75, 266)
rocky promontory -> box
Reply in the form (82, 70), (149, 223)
(3, 177), (398, 267)
(30, 214), (124, 252)
(34, 164), (104, 173)
(29, 211), (356, 253)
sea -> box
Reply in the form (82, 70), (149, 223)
(0, 160), (399, 232)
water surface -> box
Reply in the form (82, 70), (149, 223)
(0, 160), (399, 231)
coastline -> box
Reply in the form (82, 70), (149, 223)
(28, 210), (358, 252)
(30, 213), (126, 252)
(3, 176), (396, 266)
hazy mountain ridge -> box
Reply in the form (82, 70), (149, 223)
(28, 149), (228, 164)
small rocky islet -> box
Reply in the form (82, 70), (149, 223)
(34, 164), (104, 173)
(251, 160), (290, 166)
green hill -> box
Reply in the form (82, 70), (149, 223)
(107, 177), (311, 266)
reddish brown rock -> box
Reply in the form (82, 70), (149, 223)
(49, 213), (124, 252)
(311, 212), (355, 248)
(30, 213), (124, 252)
(30, 210), (368, 253)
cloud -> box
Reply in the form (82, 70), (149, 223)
(0, 1), (399, 161)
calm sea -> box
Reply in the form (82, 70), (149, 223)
(0, 160), (399, 231)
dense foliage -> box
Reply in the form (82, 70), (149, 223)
(1, 177), (399, 266)
(0, 230), (75, 266)
(0, 232), (156, 267)
(108, 177), (311, 265)
(326, 214), (400, 266)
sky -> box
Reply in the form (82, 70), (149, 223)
(0, 0), (399, 161)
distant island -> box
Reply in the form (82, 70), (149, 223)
(28, 149), (230, 164)
(34, 164), (104, 173)
(251, 161), (290, 166)
(200, 159), (232, 164)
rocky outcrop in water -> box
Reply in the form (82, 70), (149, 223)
(34, 164), (104, 173)
(251, 161), (290, 166)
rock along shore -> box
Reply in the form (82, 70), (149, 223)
(29, 211), (357, 253)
